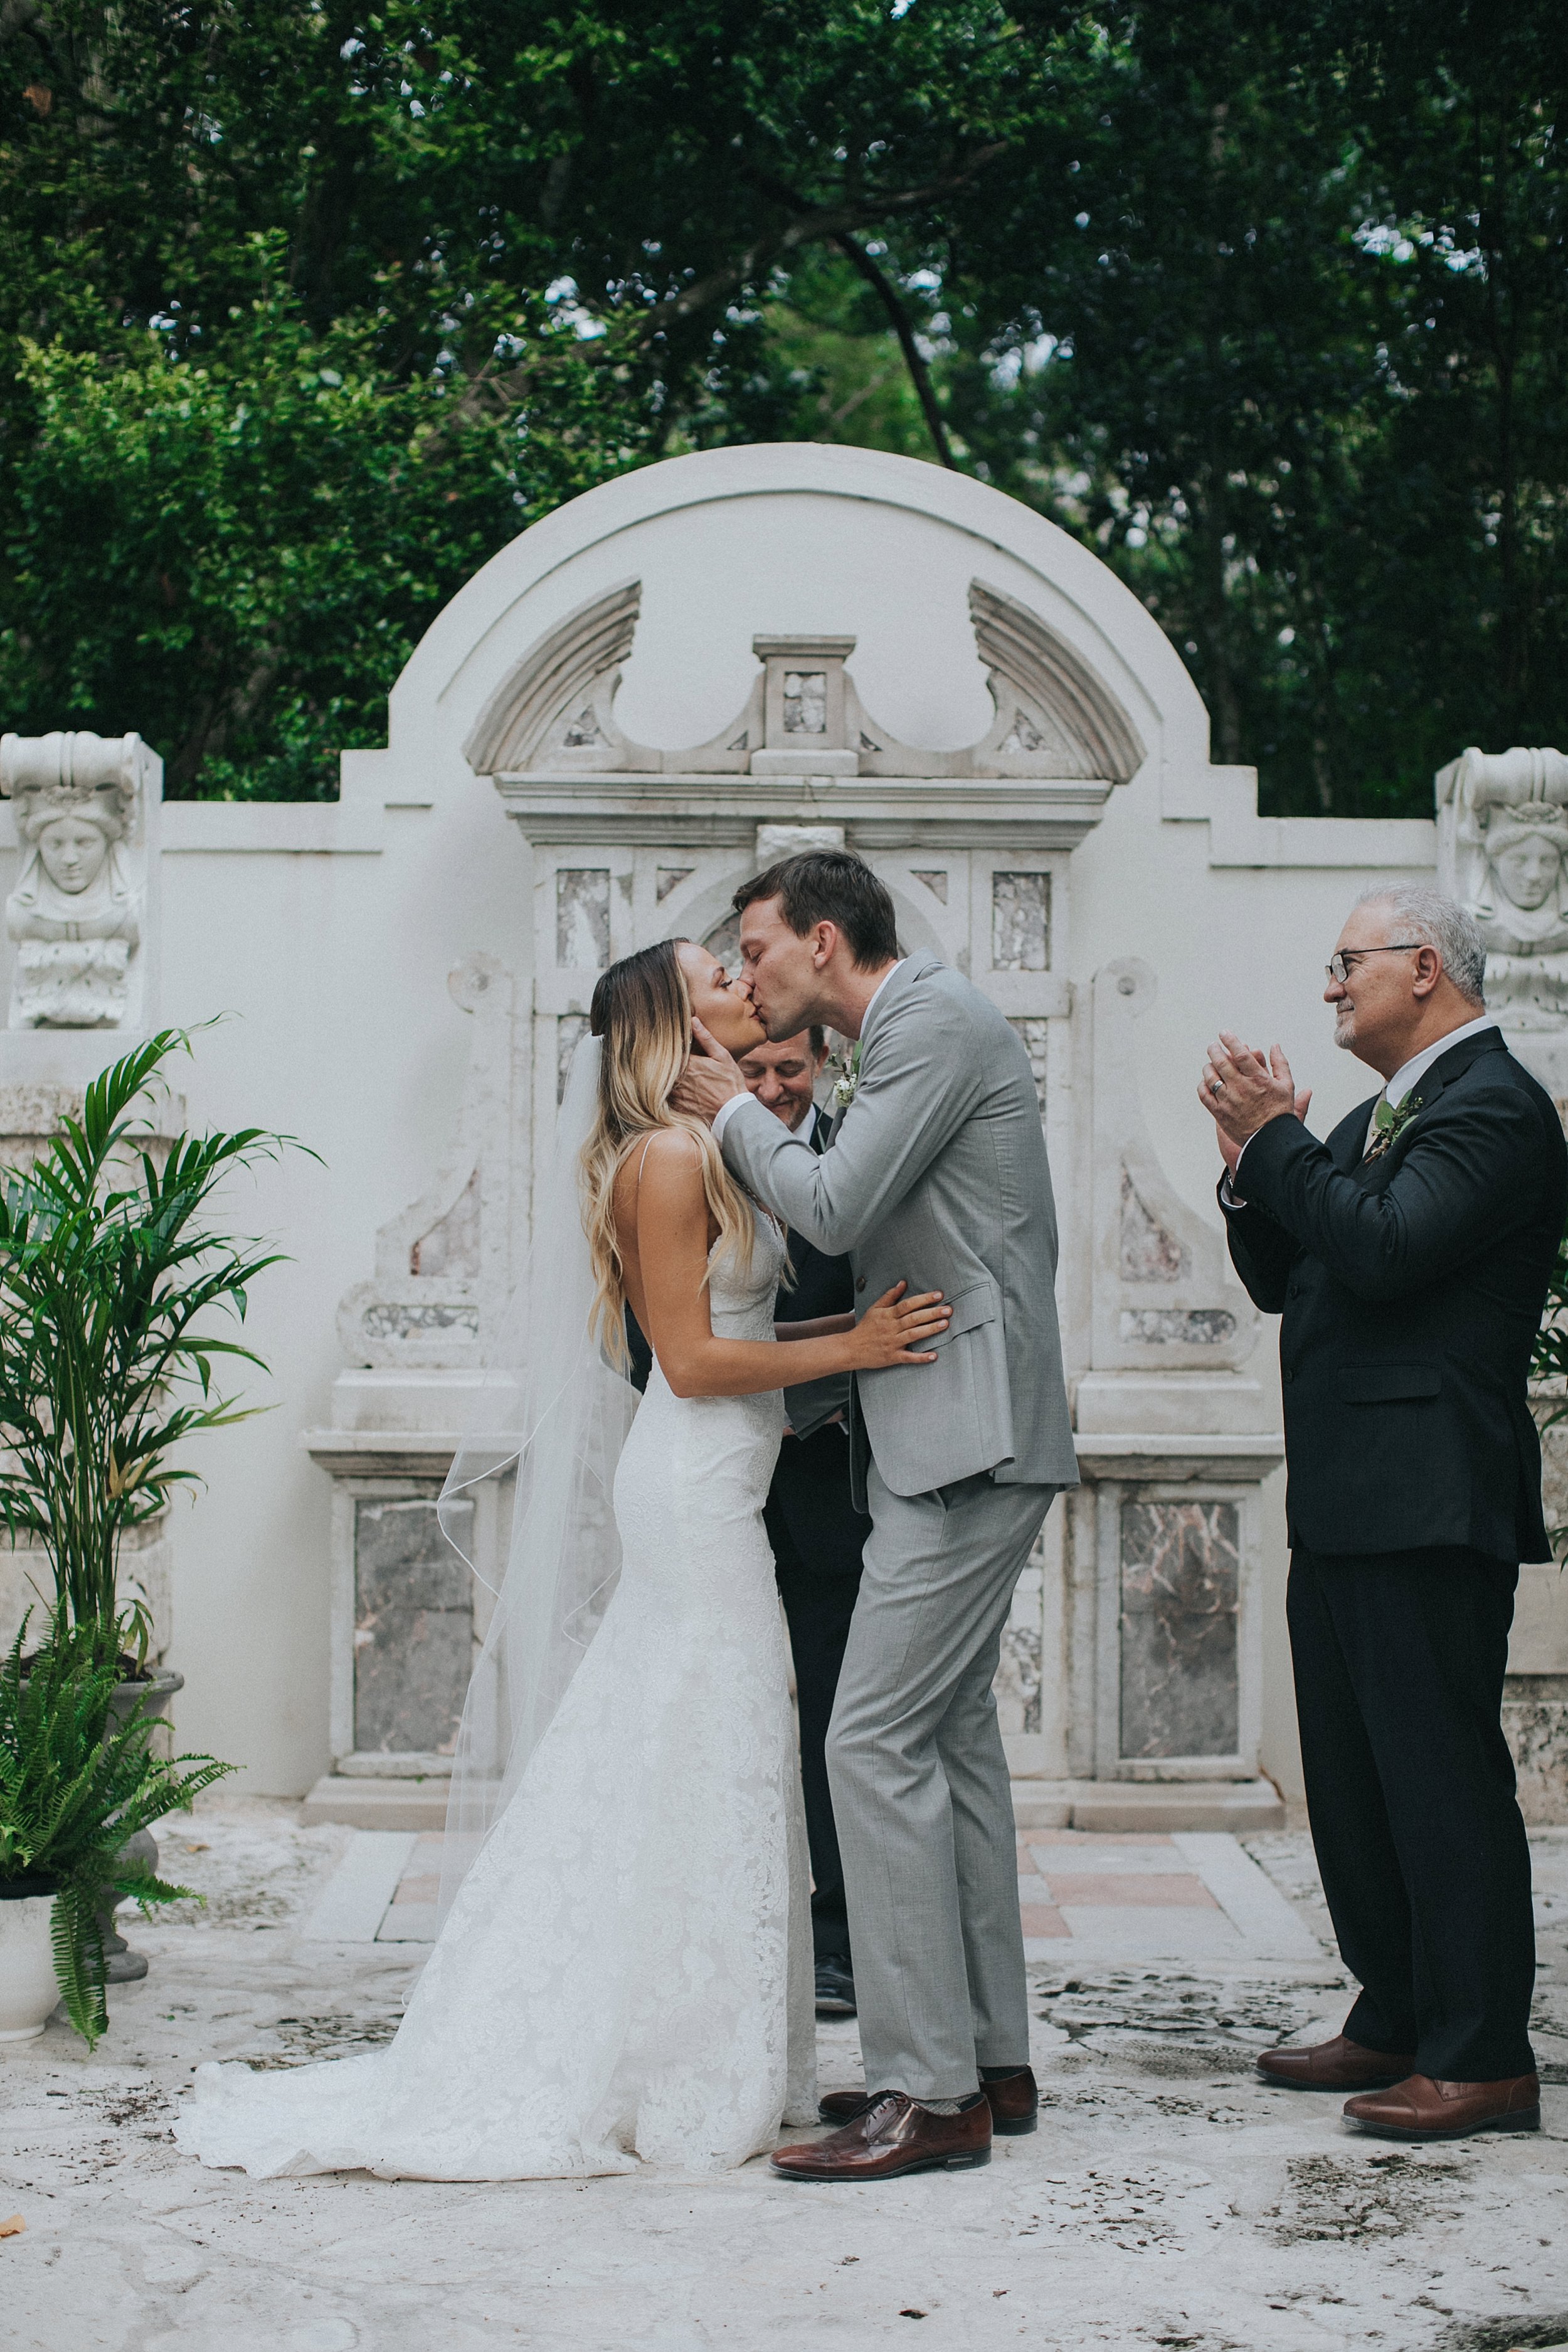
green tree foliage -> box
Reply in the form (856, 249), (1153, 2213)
(1, 3), (1564, 811)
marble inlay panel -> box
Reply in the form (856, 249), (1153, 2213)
(1009, 1018), (1049, 1116)
(783, 671), (827, 733)
(656, 866), (694, 902)
(1120, 1307), (1236, 1347)
(1504, 1674), (1568, 1824)
(992, 871), (1050, 970)
(1120, 1168), (1189, 1282)
(354, 1495), (474, 1756)
(1120, 1499), (1239, 1760)
(996, 1550), (1044, 1736)
(912, 868), (949, 903)
(555, 867), (611, 969)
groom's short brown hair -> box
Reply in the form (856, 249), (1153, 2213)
(733, 851), (900, 971)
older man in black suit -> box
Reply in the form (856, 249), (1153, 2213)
(627, 1026), (869, 2016)
(1201, 884), (1565, 2144)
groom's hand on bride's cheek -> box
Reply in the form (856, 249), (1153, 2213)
(670, 1018), (746, 1125)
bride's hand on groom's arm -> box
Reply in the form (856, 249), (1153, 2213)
(670, 1017), (745, 1125)
(852, 1282), (952, 1369)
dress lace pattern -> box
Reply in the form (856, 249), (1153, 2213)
(174, 1208), (816, 2180)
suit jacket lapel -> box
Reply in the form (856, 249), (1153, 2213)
(1333, 1097), (1380, 1174)
(1337, 1030), (1506, 1179)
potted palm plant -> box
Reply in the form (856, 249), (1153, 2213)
(1, 1611), (232, 2042)
(0, 1026), (304, 1976)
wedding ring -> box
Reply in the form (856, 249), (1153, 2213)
(1209, 1078), (1225, 1095)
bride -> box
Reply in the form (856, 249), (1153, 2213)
(176, 937), (950, 2181)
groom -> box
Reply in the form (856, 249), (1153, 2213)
(677, 850), (1077, 2181)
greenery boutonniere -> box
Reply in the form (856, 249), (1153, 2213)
(1364, 1088), (1423, 1162)
(829, 1041), (862, 1112)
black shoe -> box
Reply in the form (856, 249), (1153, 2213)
(814, 1955), (856, 2016)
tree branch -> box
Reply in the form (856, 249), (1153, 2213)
(832, 231), (956, 470)
(635, 144), (1009, 346)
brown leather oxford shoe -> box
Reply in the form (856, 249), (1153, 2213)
(773, 2091), (992, 2182)
(1255, 2033), (1417, 2092)
(1343, 2072), (1540, 2141)
(818, 2066), (1037, 2137)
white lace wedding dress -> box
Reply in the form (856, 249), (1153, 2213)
(175, 1208), (817, 2180)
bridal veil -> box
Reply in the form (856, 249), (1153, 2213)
(434, 1034), (638, 1922)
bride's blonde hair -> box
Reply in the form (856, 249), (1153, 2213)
(581, 939), (758, 1363)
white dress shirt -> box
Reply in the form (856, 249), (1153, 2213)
(712, 959), (905, 1146)
(1359, 1012), (1498, 1152)
(1226, 1011), (1498, 1203)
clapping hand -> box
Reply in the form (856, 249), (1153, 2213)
(1198, 1032), (1311, 1173)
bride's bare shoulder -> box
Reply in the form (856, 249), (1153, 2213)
(613, 1127), (703, 1221)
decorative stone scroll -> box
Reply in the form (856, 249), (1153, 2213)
(1, 731), (152, 1029)
(1437, 745), (1568, 1031)
(1089, 958), (1259, 1373)
(337, 952), (520, 1368)
(464, 579), (1145, 786)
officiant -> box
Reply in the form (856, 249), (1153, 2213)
(624, 1025), (869, 2019)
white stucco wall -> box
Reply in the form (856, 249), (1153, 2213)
(0, 446), (1448, 1800)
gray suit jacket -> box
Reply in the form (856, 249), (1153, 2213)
(721, 950), (1078, 1501)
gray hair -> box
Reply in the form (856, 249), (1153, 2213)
(1352, 883), (1488, 1007)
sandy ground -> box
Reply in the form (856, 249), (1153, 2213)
(1, 1801), (1565, 2352)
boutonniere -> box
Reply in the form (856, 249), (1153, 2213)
(1364, 1088), (1423, 1162)
(829, 1041), (861, 1111)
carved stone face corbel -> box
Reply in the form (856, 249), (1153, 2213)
(1437, 745), (1568, 1036)
(1, 730), (154, 1030)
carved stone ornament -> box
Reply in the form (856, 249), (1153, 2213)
(1090, 958), (1258, 1372)
(464, 578), (1145, 785)
(1436, 745), (1568, 1032)
(1, 731), (151, 1029)
(337, 953), (519, 1369)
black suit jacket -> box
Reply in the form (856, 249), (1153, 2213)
(778, 1107), (856, 1437)
(1222, 1028), (1567, 1562)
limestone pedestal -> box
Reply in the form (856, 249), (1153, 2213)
(301, 1371), (509, 1832)
(1061, 1432), (1285, 1830)
(1507, 1417), (1568, 1824)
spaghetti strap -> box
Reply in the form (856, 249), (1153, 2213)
(637, 1137), (656, 1187)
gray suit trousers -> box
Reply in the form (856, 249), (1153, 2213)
(826, 1464), (1056, 2102)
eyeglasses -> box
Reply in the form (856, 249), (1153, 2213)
(1325, 945), (1423, 985)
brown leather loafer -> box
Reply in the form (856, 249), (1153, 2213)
(818, 2067), (1037, 2136)
(982, 2067), (1039, 2135)
(773, 2091), (992, 2182)
(1343, 2072), (1540, 2142)
(1256, 2033), (1417, 2092)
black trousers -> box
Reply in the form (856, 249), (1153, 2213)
(1288, 1545), (1535, 2081)
(763, 1423), (869, 1963)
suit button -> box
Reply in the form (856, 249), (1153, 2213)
(856, 1277), (866, 1293)
(1284, 1368), (1295, 1383)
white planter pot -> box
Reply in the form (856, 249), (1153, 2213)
(0, 1893), (60, 2043)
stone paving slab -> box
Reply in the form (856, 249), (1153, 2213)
(1, 1803), (1565, 2352)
